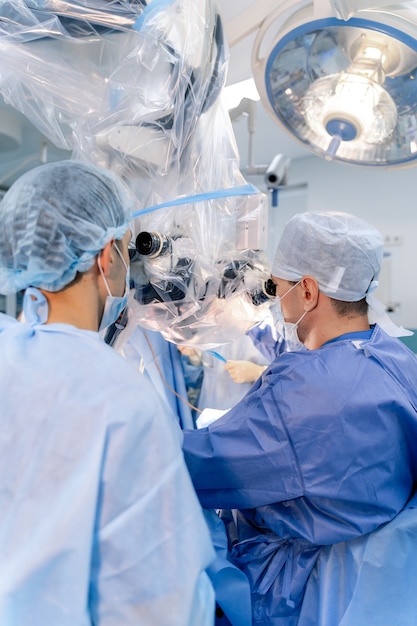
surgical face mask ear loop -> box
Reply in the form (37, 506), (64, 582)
(273, 280), (308, 351)
(273, 280), (302, 328)
(97, 243), (130, 332)
(282, 310), (308, 351)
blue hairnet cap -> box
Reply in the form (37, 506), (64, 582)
(272, 211), (384, 302)
(0, 160), (134, 294)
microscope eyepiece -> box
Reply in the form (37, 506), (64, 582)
(136, 231), (170, 257)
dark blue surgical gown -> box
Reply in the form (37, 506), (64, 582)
(183, 324), (417, 625)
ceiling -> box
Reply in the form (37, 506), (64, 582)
(0, 1), (309, 192)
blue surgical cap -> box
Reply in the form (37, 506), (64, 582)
(272, 211), (384, 302)
(0, 160), (134, 293)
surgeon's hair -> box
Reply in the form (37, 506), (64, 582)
(288, 280), (368, 317)
(62, 236), (126, 292)
(329, 297), (368, 317)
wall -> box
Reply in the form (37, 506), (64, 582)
(245, 155), (417, 329)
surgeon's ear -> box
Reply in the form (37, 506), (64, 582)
(98, 238), (115, 277)
(301, 276), (319, 311)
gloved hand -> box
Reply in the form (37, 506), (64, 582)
(224, 360), (267, 384)
(177, 345), (202, 366)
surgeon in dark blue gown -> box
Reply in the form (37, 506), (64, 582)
(183, 211), (417, 625)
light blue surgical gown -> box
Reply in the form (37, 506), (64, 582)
(0, 311), (215, 626)
(183, 325), (417, 625)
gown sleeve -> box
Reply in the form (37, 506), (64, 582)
(183, 368), (304, 510)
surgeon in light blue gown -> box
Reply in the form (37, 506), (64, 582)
(183, 211), (417, 625)
(0, 160), (215, 626)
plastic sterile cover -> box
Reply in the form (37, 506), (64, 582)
(0, 0), (272, 348)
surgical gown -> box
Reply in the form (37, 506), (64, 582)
(183, 325), (417, 625)
(298, 492), (417, 625)
(0, 313), (215, 626)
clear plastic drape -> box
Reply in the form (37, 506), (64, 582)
(0, 0), (272, 348)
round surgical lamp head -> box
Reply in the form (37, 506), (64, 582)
(252, 14), (417, 167)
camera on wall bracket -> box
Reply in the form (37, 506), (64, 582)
(264, 154), (290, 208)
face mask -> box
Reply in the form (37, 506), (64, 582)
(274, 280), (308, 351)
(281, 311), (308, 351)
(98, 243), (130, 332)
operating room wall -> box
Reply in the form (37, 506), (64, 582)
(245, 155), (417, 330)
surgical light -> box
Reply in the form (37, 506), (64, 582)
(304, 68), (398, 158)
(252, 5), (417, 167)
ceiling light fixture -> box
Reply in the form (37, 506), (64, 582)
(251, 2), (417, 168)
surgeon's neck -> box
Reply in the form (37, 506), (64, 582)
(304, 316), (370, 350)
(300, 297), (370, 350)
(40, 270), (102, 331)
